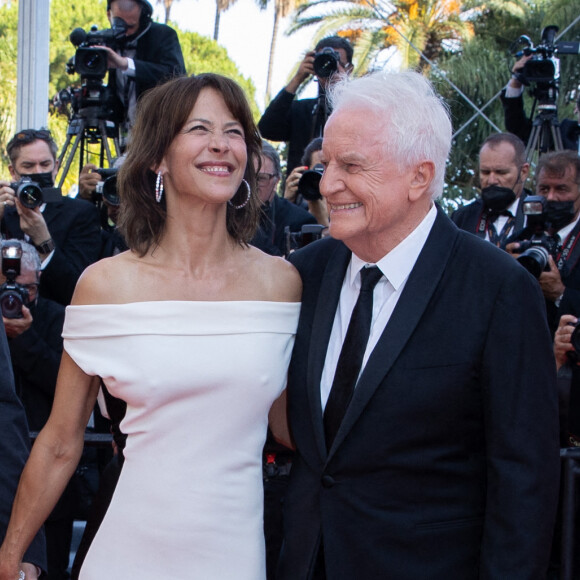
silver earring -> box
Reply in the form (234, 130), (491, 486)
(228, 179), (251, 210)
(155, 171), (164, 203)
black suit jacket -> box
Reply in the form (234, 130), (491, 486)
(109, 21), (186, 122)
(251, 195), (317, 256)
(9, 297), (65, 432)
(451, 191), (529, 248)
(2, 197), (101, 305)
(258, 90), (325, 176)
(279, 208), (560, 579)
(0, 319), (46, 570)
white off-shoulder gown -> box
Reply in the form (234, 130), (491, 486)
(62, 300), (300, 580)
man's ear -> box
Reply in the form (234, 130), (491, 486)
(408, 161), (435, 202)
(8, 164), (17, 181)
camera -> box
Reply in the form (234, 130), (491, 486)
(298, 163), (324, 201)
(566, 321), (580, 364)
(94, 168), (120, 206)
(10, 177), (43, 209)
(313, 47), (341, 78)
(514, 26), (579, 104)
(68, 18), (129, 79)
(285, 224), (326, 256)
(0, 241), (29, 319)
(515, 195), (561, 278)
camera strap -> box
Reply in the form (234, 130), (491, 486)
(476, 210), (516, 247)
(556, 220), (580, 274)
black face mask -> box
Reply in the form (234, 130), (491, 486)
(20, 171), (54, 189)
(481, 185), (516, 212)
(544, 200), (576, 231)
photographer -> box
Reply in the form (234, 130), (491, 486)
(283, 136), (329, 227)
(78, 162), (128, 258)
(258, 36), (353, 178)
(250, 141), (317, 256)
(507, 150), (580, 333)
(501, 53), (580, 151)
(452, 133), (530, 248)
(0, 129), (101, 306)
(0, 241), (73, 580)
(100, 0), (186, 146)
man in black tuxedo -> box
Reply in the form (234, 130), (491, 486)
(277, 70), (561, 579)
(0, 317), (45, 579)
(0, 129), (101, 305)
(102, 0), (186, 147)
(452, 132), (530, 248)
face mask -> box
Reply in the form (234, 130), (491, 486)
(481, 185), (516, 212)
(20, 171), (54, 189)
(544, 201), (575, 231)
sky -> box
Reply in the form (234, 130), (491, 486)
(155, 0), (320, 111)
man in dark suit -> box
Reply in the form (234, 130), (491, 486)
(0, 129), (101, 305)
(258, 36), (353, 178)
(251, 141), (317, 257)
(277, 70), (561, 579)
(452, 132), (530, 248)
(102, 0), (186, 147)
(0, 317), (45, 578)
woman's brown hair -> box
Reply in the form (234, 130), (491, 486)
(117, 73), (262, 255)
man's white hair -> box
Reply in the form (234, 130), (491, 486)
(327, 70), (452, 199)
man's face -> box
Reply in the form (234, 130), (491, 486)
(108, 0), (142, 36)
(320, 107), (431, 261)
(479, 142), (528, 197)
(318, 48), (352, 90)
(9, 140), (58, 182)
(536, 165), (580, 219)
(255, 155), (280, 204)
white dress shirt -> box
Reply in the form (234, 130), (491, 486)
(320, 204), (437, 410)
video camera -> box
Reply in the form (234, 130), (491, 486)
(0, 241), (30, 319)
(68, 18), (129, 79)
(515, 195), (562, 278)
(514, 26), (579, 104)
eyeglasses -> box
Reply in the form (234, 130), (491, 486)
(257, 172), (278, 184)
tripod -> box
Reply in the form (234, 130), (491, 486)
(525, 102), (564, 163)
(57, 105), (120, 188)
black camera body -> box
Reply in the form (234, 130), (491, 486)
(69, 18), (128, 79)
(515, 26), (580, 104)
(313, 47), (341, 78)
(10, 177), (44, 209)
(94, 168), (120, 206)
(285, 224), (326, 256)
(515, 195), (561, 278)
(298, 163), (324, 201)
(0, 241), (29, 319)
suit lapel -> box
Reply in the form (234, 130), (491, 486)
(306, 242), (351, 460)
(327, 208), (460, 457)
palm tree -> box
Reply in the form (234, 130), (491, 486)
(213, 0), (240, 40)
(258, 0), (309, 103)
(287, 0), (475, 73)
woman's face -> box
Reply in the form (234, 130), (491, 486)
(158, 87), (248, 206)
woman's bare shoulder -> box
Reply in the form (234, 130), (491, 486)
(71, 251), (139, 305)
(245, 246), (302, 303)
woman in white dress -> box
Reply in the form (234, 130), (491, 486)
(0, 73), (301, 580)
